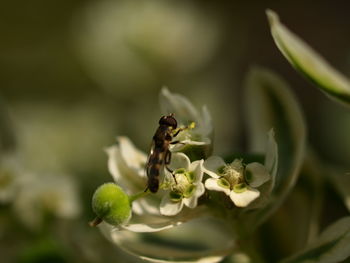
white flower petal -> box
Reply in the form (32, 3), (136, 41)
(183, 196), (198, 209)
(177, 139), (208, 146)
(205, 178), (230, 196)
(168, 152), (190, 171)
(117, 136), (147, 171)
(169, 138), (209, 152)
(105, 138), (147, 192)
(132, 198), (161, 216)
(203, 156), (226, 178)
(229, 187), (260, 207)
(190, 159), (204, 183)
(160, 194), (184, 216)
(183, 183), (205, 209)
(105, 145), (122, 182)
(197, 105), (213, 137)
(245, 162), (270, 188)
(195, 182), (206, 197)
(159, 87), (199, 124)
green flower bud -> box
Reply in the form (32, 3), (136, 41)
(91, 183), (131, 226)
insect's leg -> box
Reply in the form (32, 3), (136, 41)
(170, 140), (186, 145)
(165, 150), (177, 184)
(173, 129), (182, 138)
(166, 166), (177, 184)
(165, 149), (171, 165)
(173, 122), (195, 137)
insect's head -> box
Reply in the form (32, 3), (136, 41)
(159, 114), (177, 129)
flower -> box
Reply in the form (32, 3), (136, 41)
(104, 88), (214, 217)
(160, 153), (205, 216)
(159, 87), (212, 153)
(204, 129), (277, 208)
(105, 138), (207, 232)
(204, 157), (270, 207)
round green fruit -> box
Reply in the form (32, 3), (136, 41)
(92, 183), (131, 226)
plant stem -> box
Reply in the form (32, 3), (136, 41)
(89, 217), (102, 227)
(129, 190), (149, 203)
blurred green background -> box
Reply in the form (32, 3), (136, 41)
(1, 0), (350, 262)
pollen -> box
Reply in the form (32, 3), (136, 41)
(188, 122), (196, 129)
(171, 171), (193, 196)
(222, 159), (244, 188)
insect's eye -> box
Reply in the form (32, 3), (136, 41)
(159, 115), (177, 128)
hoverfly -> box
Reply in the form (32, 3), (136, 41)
(145, 114), (189, 193)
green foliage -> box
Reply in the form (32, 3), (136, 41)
(242, 67), (306, 228)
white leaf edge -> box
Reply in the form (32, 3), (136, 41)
(266, 9), (350, 105)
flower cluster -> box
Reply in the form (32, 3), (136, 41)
(90, 87), (278, 262)
(91, 88), (277, 225)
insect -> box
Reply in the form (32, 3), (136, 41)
(145, 114), (187, 193)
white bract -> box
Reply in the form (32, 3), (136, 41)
(204, 157), (270, 207)
(105, 136), (160, 216)
(159, 87), (212, 151)
(160, 153), (205, 216)
(106, 136), (147, 193)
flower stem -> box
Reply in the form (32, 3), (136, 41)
(129, 190), (149, 202)
(89, 217), (102, 227)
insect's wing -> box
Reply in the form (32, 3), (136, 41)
(145, 140), (155, 178)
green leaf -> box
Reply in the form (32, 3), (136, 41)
(242, 67), (306, 229)
(327, 167), (350, 213)
(281, 217), (350, 263)
(266, 9), (350, 105)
